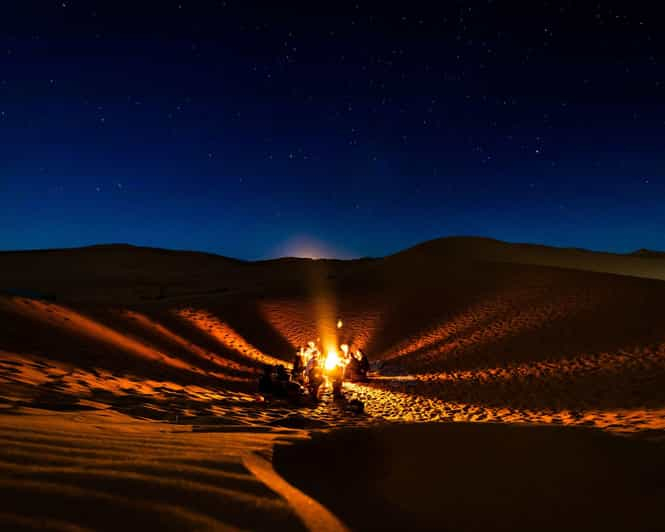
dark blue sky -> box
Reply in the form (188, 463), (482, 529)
(2, 1), (665, 259)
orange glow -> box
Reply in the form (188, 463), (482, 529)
(381, 295), (511, 361)
(176, 308), (288, 367)
(258, 300), (325, 347)
(313, 298), (338, 361)
(259, 300), (381, 356)
(382, 287), (592, 370)
(2, 297), (197, 374)
(123, 310), (254, 374)
(0, 348), (253, 406)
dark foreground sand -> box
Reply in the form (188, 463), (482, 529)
(275, 422), (665, 532)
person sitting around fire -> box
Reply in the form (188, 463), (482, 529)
(305, 350), (319, 378)
(305, 350), (324, 396)
(344, 352), (360, 380)
(329, 360), (345, 398)
(344, 350), (369, 381)
(358, 350), (370, 379)
(292, 348), (304, 382)
(258, 364), (273, 395)
(272, 364), (290, 397)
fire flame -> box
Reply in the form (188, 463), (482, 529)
(325, 347), (341, 371)
(294, 318), (358, 376)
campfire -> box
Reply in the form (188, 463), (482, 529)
(258, 318), (370, 401)
(324, 347), (342, 371)
(299, 340), (348, 375)
(297, 320), (366, 378)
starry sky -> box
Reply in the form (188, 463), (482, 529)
(2, 1), (664, 259)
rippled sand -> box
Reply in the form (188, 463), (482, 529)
(0, 409), (310, 531)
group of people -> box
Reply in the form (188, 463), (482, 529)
(258, 341), (370, 401)
(258, 363), (302, 399)
(342, 349), (371, 382)
(293, 342), (370, 397)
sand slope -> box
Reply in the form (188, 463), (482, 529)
(0, 409), (310, 531)
(393, 236), (665, 281)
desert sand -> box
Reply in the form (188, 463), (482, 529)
(2, 236), (665, 530)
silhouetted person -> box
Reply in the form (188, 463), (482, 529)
(345, 355), (361, 381)
(329, 364), (344, 398)
(305, 352), (319, 376)
(358, 352), (370, 378)
(258, 364), (273, 395)
(306, 353), (323, 397)
(348, 398), (364, 414)
(292, 351), (304, 382)
(273, 364), (290, 397)
(276, 364), (289, 381)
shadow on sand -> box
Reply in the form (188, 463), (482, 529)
(275, 422), (665, 532)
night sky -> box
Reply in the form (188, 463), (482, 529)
(2, 1), (664, 259)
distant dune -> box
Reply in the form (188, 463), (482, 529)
(630, 248), (665, 259)
(0, 243), (375, 304)
(2, 236), (665, 530)
(391, 236), (665, 281)
(3, 237), (665, 304)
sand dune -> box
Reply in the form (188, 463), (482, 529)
(2, 237), (665, 529)
(394, 236), (665, 281)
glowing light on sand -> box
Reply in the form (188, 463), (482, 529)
(123, 310), (254, 375)
(3, 298), (197, 373)
(382, 288), (590, 368)
(177, 308), (287, 367)
(259, 301), (379, 353)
